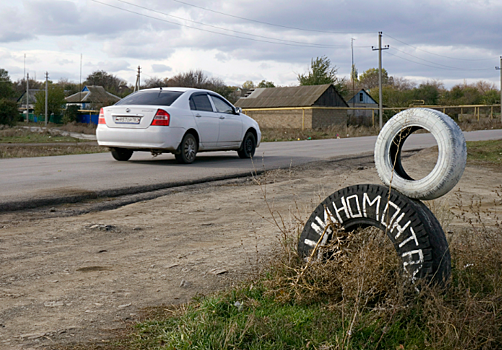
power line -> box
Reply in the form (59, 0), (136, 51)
(170, 0), (374, 35)
(385, 50), (493, 71)
(385, 33), (496, 61)
(92, 0), (349, 48)
(391, 47), (493, 71)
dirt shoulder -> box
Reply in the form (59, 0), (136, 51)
(0, 149), (500, 349)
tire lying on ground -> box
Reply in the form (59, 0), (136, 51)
(374, 108), (466, 200)
(298, 184), (451, 286)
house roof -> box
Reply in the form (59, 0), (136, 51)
(65, 86), (121, 104)
(235, 84), (347, 108)
(347, 89), (378, 104)
(17, 89), (41, 104)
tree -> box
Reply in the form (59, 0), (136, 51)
(298, 56), (347, 97)
(389, 76), (416, 91)
(62, 104), (80, 124)
(412, 81), (442, 105)
(57, 78), (80, 96)
(85, 70), (126, 96)
(298, 56), (339, 86)
(143, 76), (166, 88)
(34, 84), (66, 117)
(13, 77), (43, 98)
(440, 84), (482, 105)
(0, 69), (15, 99)
(358, 68), (389, 91)
(257, 80), (275, 88)
(0, 99), (19, 126)
(242, 80), (255, 89)
(166, 70), (231, 99)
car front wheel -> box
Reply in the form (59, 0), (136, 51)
(111, 148), (133, 161)
(175, 133), (198, 164)
(237, 132), (256, 159)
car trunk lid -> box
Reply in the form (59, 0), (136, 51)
(103, 106), (159, 129)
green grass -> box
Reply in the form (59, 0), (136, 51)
(466, 139), (502, 166)
(122, 285), (429, 350)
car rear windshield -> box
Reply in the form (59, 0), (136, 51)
(115, 90), (183, 106)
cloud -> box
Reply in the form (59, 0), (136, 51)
(151, 64), (172, 73)
(1, 0), (501, 87)
(86, 60), (131, 73)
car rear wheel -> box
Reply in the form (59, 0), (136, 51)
(111, 148), (133, 161)
(175, 133), (198, 164)
(237, 132), (256, 159)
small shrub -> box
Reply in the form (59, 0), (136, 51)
(62, 105), (81, 124)
(0, 99), (19, 127)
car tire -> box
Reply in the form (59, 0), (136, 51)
(298, 184), (451, 286)
(374, 108), (466, 200)
(237, 132), (256, 159)
(175, 133), (198, 164)
(111, 148), (133, 161)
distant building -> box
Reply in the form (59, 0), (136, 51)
(235, 84), (348, 129)
(346, 89), (378, 125)
(65, 86), (121, 111)
(17, 89), (41, 114)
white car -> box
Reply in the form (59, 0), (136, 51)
(96, 87), (261, 164)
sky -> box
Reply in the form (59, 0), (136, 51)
(1, 0), (501, 90)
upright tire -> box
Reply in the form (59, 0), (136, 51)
(298, 184), (451, 286)
(111, 148), (133, 161)
(238, 132), (256, 159)
(175, 133), (198, 164)
(374, 108), (466, 200)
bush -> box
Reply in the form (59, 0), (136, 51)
(0, 99), (19, 127)
(62, 105), (80, 124)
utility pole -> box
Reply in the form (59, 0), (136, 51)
(372, 32), (389, 129)
(497, 56), (502, 122)
(351, 38), (356, 108)
(45, 72), (49, 127)
(134, 66), (141, 92)
(25, 73), (29, 122)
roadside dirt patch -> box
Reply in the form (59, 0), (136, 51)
(0, 150), (500, 349)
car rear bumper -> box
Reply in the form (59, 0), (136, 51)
(96, 125), (185, 151)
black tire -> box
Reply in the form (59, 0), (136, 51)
(238, 132), (256, 159)
(111, 148), (133, 161)
(175, 133), (198, 164)
(298, 184), (451, 286)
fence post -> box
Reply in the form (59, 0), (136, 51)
(302, 108), (305, 130)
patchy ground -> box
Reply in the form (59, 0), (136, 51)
(0, 148), (500, 349)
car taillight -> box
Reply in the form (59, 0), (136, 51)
(98, 108), (105, 124)
(151, 109), (170, 126)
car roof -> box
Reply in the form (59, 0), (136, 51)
(139, 87), (213, 94)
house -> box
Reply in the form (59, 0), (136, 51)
(346, 89), (378, 124)
(17, 89), (41, 114)
(65, 85), (121, 111)
(235, 84), (348, 129)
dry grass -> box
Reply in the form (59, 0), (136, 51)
(0, 144), (105, 158)
(255, 171), (502, 349)
(57, 122), (97, 135)
(261, 125), (378, 142)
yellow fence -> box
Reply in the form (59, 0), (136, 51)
(242, 105), (502, 130)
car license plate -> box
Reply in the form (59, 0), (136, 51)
(115, 116), (141, 124)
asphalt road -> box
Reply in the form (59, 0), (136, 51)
(1, 129), (501, 211)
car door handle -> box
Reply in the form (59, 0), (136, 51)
(195, 114), (202, 118)
(219, 116), (225, 119)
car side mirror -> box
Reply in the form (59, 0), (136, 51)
(234, 107), (242, 114)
